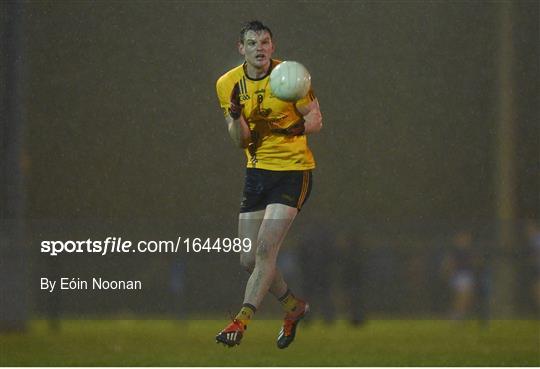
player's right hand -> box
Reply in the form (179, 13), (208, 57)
(229, 82), (243, 120)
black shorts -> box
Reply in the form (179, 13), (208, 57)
(239, 168), (313, 213)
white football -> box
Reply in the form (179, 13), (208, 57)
(269, 61), (311, 102)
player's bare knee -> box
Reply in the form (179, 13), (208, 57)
(255, 240), (275, 261)
(240, 254), (255, 273)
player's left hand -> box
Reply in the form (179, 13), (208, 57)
(271, 119), (305, 136)
(229, 82), (243, 119)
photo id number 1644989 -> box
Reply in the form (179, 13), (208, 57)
(184, 237), (251, 253)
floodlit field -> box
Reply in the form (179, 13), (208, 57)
(0, 319), (538, 366)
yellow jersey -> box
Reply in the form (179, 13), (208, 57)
(216, 60), (316, 171)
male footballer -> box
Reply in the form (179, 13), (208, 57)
(215, 20), (323, 349)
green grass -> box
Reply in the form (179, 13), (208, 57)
(0, 319), (538, 366)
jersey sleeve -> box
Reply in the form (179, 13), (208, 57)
(216, 75), (232, 117)
(295, 87), (317, 110)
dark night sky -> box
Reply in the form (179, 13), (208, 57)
(4, 1), (536, 226)
(1, 0), (538, 319)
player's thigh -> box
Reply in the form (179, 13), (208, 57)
(264, 203), (298, 220)
(257, 203), (298, 255)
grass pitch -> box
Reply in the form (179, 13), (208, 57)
(0, 319), (538, 366)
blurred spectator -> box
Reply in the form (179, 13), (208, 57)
(441, 230), (477, 320)
(525, 221), (540, 314)
(428, 240), (451, 314)
(46, 254), (61, 332)
(169, 257), (186, 319)
(474, 241), (492, 326)
(298, 219), (336, 323)
(335, 229), (366, 326)
(366, 237), (400, 312)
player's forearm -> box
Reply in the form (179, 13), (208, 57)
(302, 108), (322, 134)
(228, 116), (251, 148)
(296, 98), (322, 135)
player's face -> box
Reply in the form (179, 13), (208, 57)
(239, 30), (274, 71)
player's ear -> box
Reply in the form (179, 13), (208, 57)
(238, 41), (245, 56)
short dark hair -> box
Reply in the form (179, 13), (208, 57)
(239, 20), (273, 44)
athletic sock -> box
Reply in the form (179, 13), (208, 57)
(278, 289), (302, 314)
(235, 303), (256, 328)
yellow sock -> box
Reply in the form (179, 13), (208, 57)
(279, 289), (301, 313)
(235, 303), (256, 327)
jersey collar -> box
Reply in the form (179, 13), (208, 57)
(243, 59), (274, 81)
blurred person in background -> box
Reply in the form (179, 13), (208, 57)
(46, 254), (62, 332)
(525, 220), (540, 314)
(169, 257), (186, 319)
(441, 230), (477, 320)
(335, 229), (366, 326)
(475, 245), (492, 326)
(298, 219), (336, 323)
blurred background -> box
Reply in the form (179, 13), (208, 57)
(1, 0), (539, 331)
